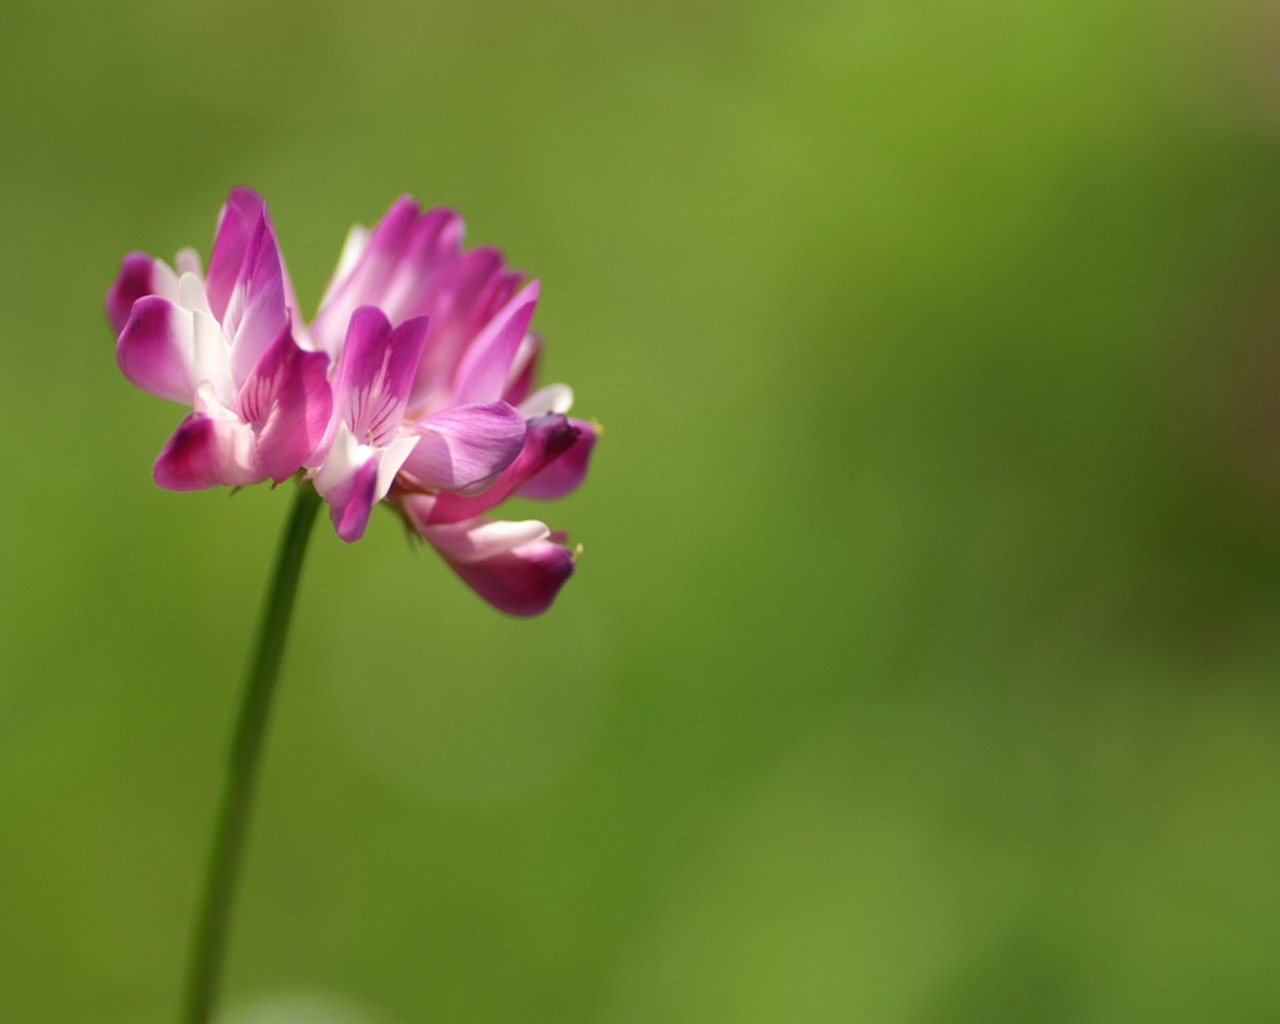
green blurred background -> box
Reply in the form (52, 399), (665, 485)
(4, 1), (1280, 1020)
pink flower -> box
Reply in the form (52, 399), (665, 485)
(397, 407), (596, 617)
(109, 189), (595, 616)
(316, 196), (597, 615)
(302, 202), (532, 543)
(107, 189), (331, 489)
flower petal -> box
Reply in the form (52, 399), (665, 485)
(409, 248), (524, 408)
(517, 418), (598, 500)
(152, 398), (259, 491)
(439, 522), (577, 617)
(503, 332), (543, 407)
(406, 511), (577, 617)
(202, 188), (306, 383)
(378, 207), (468, 326)
(426, 413), (581, 523)
(313, 423), (381, 543)
(205, 188), (266, 322)
(333, 309), (429, 446)
(399, 402), (526, 494)
(311, 197), (464, 355)
(375, 434), (421, 506)
(235, 327), (333, 482)
(116, 296), (196, 404)
(449, 280), (540, 406)
(106, 252), (157, 334)
(424, 516), (552, 562)
(326, 457), (381, 543)
(517, 383), (573, 418)
(231, 245), (288, 386)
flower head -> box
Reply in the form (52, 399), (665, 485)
(108, 189), (595, 615)
(107, 189), (331, 489)
(312, 196), (597, 614)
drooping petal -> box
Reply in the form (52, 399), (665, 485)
(116, 296), (198, 404)
(450, 280), (540, 406)
(234, 326), (333, 482)
(517, 418), (598, 500)
(415, 513), (577, 617)
(424, 515), (552, 560)
(153, 389), (260, 491)
(398, 402), (526, 494)
(106, 252), (157, 333)
(426, 413), (581, 524)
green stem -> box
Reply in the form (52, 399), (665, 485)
(182, 482), (323, 1024)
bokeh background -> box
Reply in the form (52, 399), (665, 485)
(5, 1), (1280, 1021)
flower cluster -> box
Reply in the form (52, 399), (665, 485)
(107, 188), (595, 615)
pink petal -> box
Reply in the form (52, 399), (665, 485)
(324, 454), (381, 544)
(378, 207), (468, 325)
(228, 240), (288, 387)
(205, 188), (267, 322)
(399, 402), (526, 494)
(420, 515), (577, 617)
(449, 280), (540, 406)
(426, 413), (582, 524)
(424, 516), (550, 560)
(106, 252), (156, 334)
(202, 188), (302, 388)
(234, 327), (333, 482)
(228, 232), (288, 383)
(502, 331), (542, 407)
(409, 249), (523, 408)
(517, 418), (598, 500)
(152, 407), (258, 491)
(116, 296), (195, 404)
(329, 308), (429, 449)
(313, 423), (412, 543)
(311, 197), (464, 354)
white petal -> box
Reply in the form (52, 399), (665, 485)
(374, 434), (420, 504)
(314, 422), (368, 499)
(190, 308), (235, 402)
(426, 517), (551, 563)
(178, 271), (215, 317)
(190, 383), (259, 482)
(518, 383), (574, 417)
(175, 247), (203, 278)
(150, 258), (182, 303)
